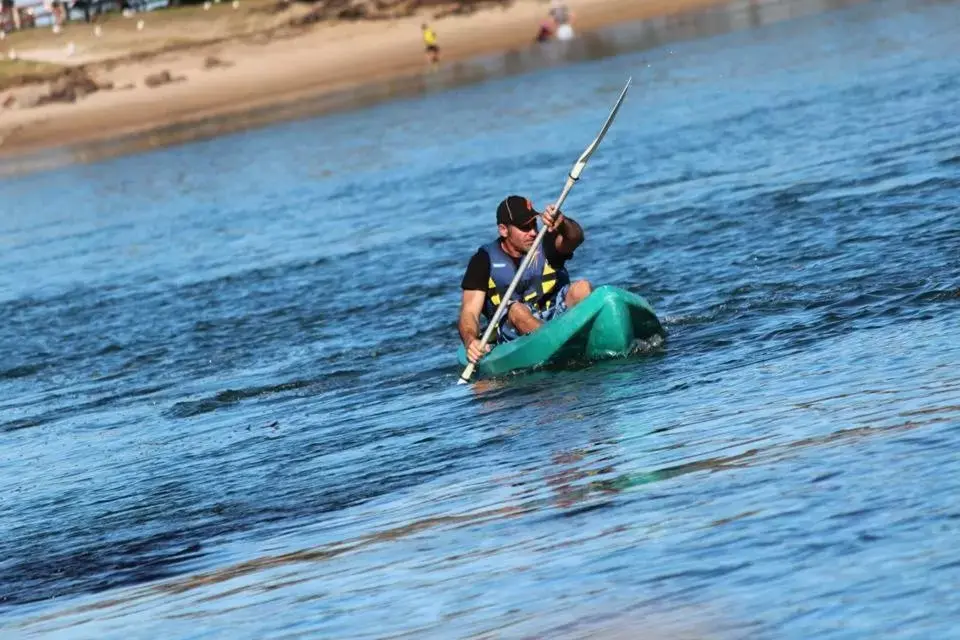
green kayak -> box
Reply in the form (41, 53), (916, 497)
(457, 285), (665, 378)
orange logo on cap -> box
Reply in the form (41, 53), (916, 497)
(526, 198), (533, 210)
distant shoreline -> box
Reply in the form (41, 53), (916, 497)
(0, 0), (865, 174)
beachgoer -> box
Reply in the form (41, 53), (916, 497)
(1, 0), (21, 31)
(535, 18), (554, 43)
(47, 0), (65, 31)
(458, 195), (592, 364)
(422, 23), (439, 65)
(548, 0), (569, 25)
(549, 0), (575, 41)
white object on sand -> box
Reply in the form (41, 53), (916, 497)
(232, 0), (239, 8)
(65, 41), (75, 56)
(137, 19), (144, 31)
(556, 23), (574, 41)
(94, 25), (102, 37)
(7, 49), (17, 60)
(52, 23), (61, 34)
(0, 31), (5, 41)
(203, 1), (210, 8)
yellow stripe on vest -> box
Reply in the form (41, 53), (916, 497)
(487, 262), (559, 311)
(488, 277), (501, 307)
(541, 262), (557, 294)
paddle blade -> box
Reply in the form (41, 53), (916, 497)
(569, 77), (632, 180)
(600, 77), (632, 138)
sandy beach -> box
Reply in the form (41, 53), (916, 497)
(0, 0), (735, 161)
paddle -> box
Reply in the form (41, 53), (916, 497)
(458, 78), (632, 385)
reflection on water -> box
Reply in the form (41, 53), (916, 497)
(16, 363), (957, 636)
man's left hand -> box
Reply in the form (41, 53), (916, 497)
(541, 204), (565, 233)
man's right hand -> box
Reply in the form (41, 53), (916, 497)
(466, 338), (491, 364)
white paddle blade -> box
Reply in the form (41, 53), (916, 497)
(567, 78), (632, 182)
(587, 78), (632, 158)
(458, 363), (475, 384)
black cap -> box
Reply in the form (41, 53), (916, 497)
(496, 195), (539, 227)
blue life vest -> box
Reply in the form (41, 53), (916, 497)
(480, 239), (569, 341)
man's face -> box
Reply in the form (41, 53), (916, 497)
(499, 220), (538, 253)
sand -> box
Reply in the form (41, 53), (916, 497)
(0, 0), (733, 161)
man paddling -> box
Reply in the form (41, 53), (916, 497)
(459, 195), (592, 364)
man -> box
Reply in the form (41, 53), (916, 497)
(535, 18), (554, 43)
(421, 23), (439, 65)
(459, 195), (593, 364)
(548, 0), (575, 41)
(548, 0), (569, 25)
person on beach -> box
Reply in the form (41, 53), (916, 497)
(422, 23), (440, 66)
(458, 195), (592, 364)
(1, 0), (22, 31)
(548, 0), (575, 41)
(50, 0), (65, 32)
(535, 18), (554, 43)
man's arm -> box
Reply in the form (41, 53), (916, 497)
(553, 215), (584, 255)
(541, 204), (584, 255)
(458, 289), (485, 347)
(459, 289), (492, 363)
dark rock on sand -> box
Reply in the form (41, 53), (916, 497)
(204, 55), (234, 69)
(144, 70), (187, 88)
(37, 68), (102, 105)
(288, 0), (512, 24)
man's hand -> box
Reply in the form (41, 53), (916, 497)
(466, 338), (491, 364)
(544, 206), (583, 254)
(541, 204), (566, 233)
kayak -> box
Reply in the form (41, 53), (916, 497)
(457, 285), (664, 378)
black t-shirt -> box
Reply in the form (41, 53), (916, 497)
(460, 232), (572, 292)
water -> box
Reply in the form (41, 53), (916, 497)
(1, 0), (959, 636)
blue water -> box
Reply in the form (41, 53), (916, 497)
(2, 0), (959, 637)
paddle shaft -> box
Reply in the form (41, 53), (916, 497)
(457, 78), (632, 385)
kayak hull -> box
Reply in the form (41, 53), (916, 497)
(457, 285), (664, 378)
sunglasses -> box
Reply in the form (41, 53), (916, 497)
(512, 221), (538, 233)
